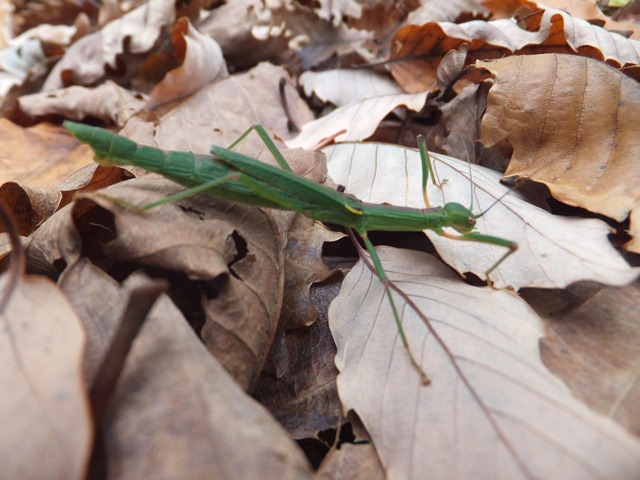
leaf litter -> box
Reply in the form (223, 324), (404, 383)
(1, 1), (640, 478)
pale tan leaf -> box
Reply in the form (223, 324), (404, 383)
(148, 17), (228, 106)
(0, 274), (91, 479)
(61, 262), (313, 479)
(287, 91), (428, 149)
(18, 81), (147, 127)
(330, 247), (640, 479)
(524, 279), (640, 435)
(478, 53), (640, 252)
(407, 0), (488, 24)
(323, 142), (637, 289)
(299, 69), (402, 107)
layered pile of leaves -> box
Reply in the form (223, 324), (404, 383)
(1, 1), (639, 479)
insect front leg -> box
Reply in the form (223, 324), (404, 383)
(417, 135), (447, 209)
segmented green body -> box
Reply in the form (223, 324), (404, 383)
(64, 121), (480, 236)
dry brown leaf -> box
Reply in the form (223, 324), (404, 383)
(18, 81), (147, 126)
(477, 53), (640, 252)
(43, 0), (175, 89)
(60, 262), (313, 478)
(281, 215), (343, 330)
(256, 2), (373, 69)
(287, 91), (428, 149)
(148, 17), (228, 106)
(198, 0), (289, 70)
(523, 280), (640, 436)
(0, 120), (94, 187)
(153, 62), (314, 154)
(390, 7), (640, 92)
(78, 179), (286, 389)
(330, 246), (640, 479)
(0, 272), (91, 479)
(324, 142), (636, 289)
(255, 277), (342, 439)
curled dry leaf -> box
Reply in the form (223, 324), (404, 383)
(287, 91), (428, 149)
(148, 17), (228, 106)
(330, 247), (640, 480)
(324, 142), (637, 289)
(77, 179), (286, 390)
(60, 262), (313, 479)
(198, 0), (289, 70)
(43, 0), (175, 89)
(390, 7), (640, 92)
(478, 53), (640, 252)
(0, 273), (91, 479)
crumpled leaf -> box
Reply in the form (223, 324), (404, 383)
(43, 0), (175, 89)
(148, 17), (228, 106)
(60, 261), (313, 479)
(287, 91), (428, 149)
(0, 272), (91, 479)
(324, 142), (637, 289)
(330, 246), (640, 480)
(477, 53), (640, 252)
(390, 7), (640, 92)
(77, 179), (286, 389)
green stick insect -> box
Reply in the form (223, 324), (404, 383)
(64, 121), (517, 384)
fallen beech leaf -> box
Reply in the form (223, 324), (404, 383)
(44, 0), (175, 89)
(390, 7), (640, 92)
(280, 215), (343, 330)
(153, 62), (314, 154)
(78, 179), (286, 389)
(330, 247), (640, 479)
(199, 0), (289, 70)
(148, 17), (228, 106)
(255, 3), (373, 69)
(477, 53), (640, 252)
(317, 443), (385, 480)
(0, 273), (91, 479)
(406, 0), (489, 25)
(324, 142), (637, 289)
(60, 262), (313, 478)
(17, 81), (147, 127)
(523, 280), (640, 435)
(255, 278), (343, 439)
(287, 91), (428, 149)
(0, 120), (93, 187)
(299, 69), (403, 107)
